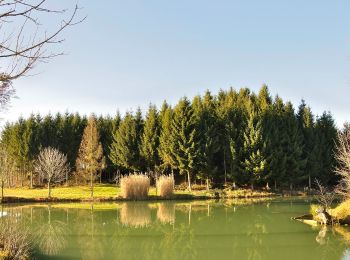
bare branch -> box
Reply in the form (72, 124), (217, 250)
(0, 1), (85, 109)
(34, 147), (70, 197)
(314, 179), (335, 210)
(335, 125), (350, 199)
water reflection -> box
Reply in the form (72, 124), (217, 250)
(35, 206), (67, 255)
(120, 202), (151, 228)
(316, 226), (328, 245)
(1, 199), (350, 259)
(157, 202), (175, 224)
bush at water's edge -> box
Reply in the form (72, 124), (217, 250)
(331, 199), (350, 224)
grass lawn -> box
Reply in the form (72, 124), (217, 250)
(3, 184), (211, 200)
(2, 184), (276, 202)
(4, 184), (120, 199)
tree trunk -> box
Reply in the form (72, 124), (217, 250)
(308, 175), (311, 190)
(171, 168), (175, 190)
(48, 180), (51, 199)
(66, 171), (69, 186)
(90, 171), (94, 199)
(206, 177), (209, 191)
(30, 171), (33, 189)
(1, 180), (4, 203)
(187, 171), (191, 191)
(274, 180), (277, 190)
(223, 149), (227, 186)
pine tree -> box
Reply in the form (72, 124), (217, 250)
(242, 110), (267, 189)
(264, 96), (287, 189)
(158, 101), (175, 173)
(76, 115), (103, 198)
(109, 112), (140, 172)
(135, 107), (144, 170)
(170, 97), (200, 191)
(285, 102), (305, 189)
(297, 100), (317, 188)
(141, 104), (160, 172)
(315, 112), (337, 185)
(193, 91), (220, 189)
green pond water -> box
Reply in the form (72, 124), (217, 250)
(1, 198), (350, 260)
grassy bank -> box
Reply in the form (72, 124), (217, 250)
(332, 199), (350, 221)
(1, 184), (277, 203)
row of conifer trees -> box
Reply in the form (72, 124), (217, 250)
(0, 86), (338, 189)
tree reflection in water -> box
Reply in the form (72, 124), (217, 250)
(2, 200), (350, 259)
(74, 205), (105, 260)
(35, 206), (67, 256)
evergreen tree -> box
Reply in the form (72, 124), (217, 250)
(193, 91), (220, 189)
(264, 96), (287, 189)
(242, 110), (267, 188)
(315, 112), (338, 185)
(141, 104), (160, 171)
(170, 97), (200, 191)
(297, 100), (317, 187)
(158, 101), (175, 173)
(135, 107), (144, 170)
(76, 115), (103, 198)
(109, 112), (140, 172)
(285, 102), (305, 189)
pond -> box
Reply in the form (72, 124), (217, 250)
(1, 198), (350, 260)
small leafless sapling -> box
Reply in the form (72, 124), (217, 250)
(34, 147), (70, 198)
(315, 179), (335, 211)
(314, 179), (335, 225)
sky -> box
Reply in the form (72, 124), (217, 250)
(1, 0), (350, 128)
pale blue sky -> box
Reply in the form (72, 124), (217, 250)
(1, 0), (350, 127)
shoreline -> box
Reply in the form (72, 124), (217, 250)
(0, 191), (311, 204)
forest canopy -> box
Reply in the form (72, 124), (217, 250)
(0, 86), (338, 189)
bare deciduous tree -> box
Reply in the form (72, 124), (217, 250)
(315, 179), (335, 210)
(34, 147), (70, 198)
(335, 125), (350, 199)
(0, 0), (84, 110)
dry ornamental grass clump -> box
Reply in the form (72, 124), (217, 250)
(120, 174), (150, 200)
(156, 175), (174, 198)
(0, 219), (32, 259)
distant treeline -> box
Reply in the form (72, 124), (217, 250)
(0, 86), (338, 189)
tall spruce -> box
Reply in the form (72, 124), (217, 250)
(170, 97), (200, 191)
(285, 102), (305, 189)
(109, 112), (140, 172)
(141, 104), (160, 172)
(242, 109), (267, 189)
(194, 91), (220, 189)
(158, 101), (175, 173)
(297, 100), (317, 188)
